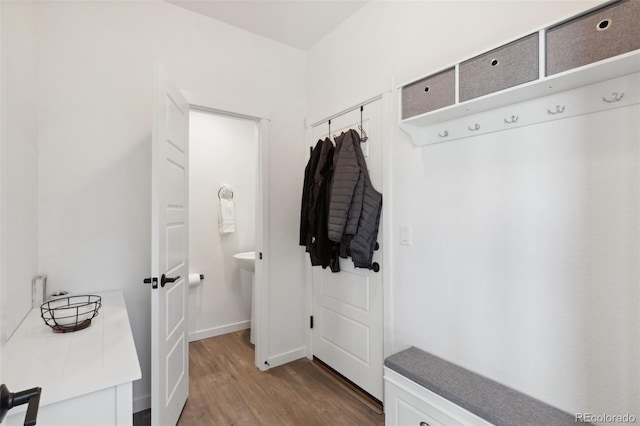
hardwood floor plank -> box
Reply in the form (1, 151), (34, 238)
(178, 330), (385, 426)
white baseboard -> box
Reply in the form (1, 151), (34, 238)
(188, 320), (250, 342)
(133, 394), (151, 413)
(266, 346), (306, 369)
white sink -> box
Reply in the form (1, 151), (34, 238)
(233, 251), (255, 272)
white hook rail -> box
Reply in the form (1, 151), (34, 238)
(400, 72), (639, 146)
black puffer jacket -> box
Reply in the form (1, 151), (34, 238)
(327, 129), (382, 268)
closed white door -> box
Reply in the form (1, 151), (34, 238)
(151, 64), (189, 426)
(310, 99), (384, 401)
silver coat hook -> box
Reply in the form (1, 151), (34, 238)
(358, 125), (368, 142)
(359, 106), (368, 142)
(438, 130), (449, 138)
(504, 115), (519, 124)
(547, 105), (566, 115)
(602, 92), (624, 103)
(468, 123), (480, 131)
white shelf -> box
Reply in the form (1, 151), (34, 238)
(400, 50), (640, 146)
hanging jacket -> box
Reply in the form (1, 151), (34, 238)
(299, 139), (324, 247)
(300, 138), (336, 268)
(327, 129), (382, 268)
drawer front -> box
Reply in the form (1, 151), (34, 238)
(459, 33), (539, 102)
(396, 398), (446, 426)
(384, 369), (493, 426)
(402, 68), (455, 119)
(385, 377), (467, 426)
(546, 0), (640, 76)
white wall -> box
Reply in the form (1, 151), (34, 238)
(308, 0), (638, 419)
(31, 0), (306, 410)
(188, 110), (257, 340)
(1, 1), (39, 338)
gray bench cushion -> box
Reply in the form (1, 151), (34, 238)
(385, 347), (586, 426)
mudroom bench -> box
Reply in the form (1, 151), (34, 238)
(384, 347), (585, 426)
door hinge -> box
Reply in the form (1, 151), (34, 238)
(143, 277), (158, 289)
(310, 315), (314, 329)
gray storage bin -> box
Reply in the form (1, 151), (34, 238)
(401, 68), (455, 119)
(546, 0), (640, 76)
(459, 33), (539, 102)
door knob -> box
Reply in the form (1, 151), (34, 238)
(161, 274), (181, 288)
(0, 384), (42, 426)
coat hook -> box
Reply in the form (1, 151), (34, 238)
(358, 125), (368, 142)
(547, 105), (565, 115)
(504, 115), (519, 124)
(438, 130), (449, 138)
(602, 92), (624, 103)
(468, 123), (480, 131)
(359, 106), (368, 142)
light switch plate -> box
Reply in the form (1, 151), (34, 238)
(400, 225), (412, 246)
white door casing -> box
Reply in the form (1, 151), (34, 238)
(151, 64), (189, 426)
(310, 98), (384, 401)
(180, 89), (271, 372)
(0, 0), (4, 390)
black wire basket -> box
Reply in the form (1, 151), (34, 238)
(40, 295), (102, 333)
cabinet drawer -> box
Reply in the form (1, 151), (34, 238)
(402, 68), (455, 119)
(546, 0), (640, 76)
(386, 380), (461, 426)
(384, 369), (491, 426)
(459, 33), (539, 102)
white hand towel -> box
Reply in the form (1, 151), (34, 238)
(219, 198), (236, 234)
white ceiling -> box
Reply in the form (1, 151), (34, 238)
(166, 1), (367, 51)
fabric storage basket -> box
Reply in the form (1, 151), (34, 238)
(401, 68), (455, 119)
(459, 33), (539, 102)
(546, 0), (640, 76)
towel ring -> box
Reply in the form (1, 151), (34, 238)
(218, 186), (233, 200)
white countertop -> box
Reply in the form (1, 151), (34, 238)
(6, 290), (141, 410)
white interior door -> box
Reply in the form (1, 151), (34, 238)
(151, 64), (189, 426)
(311, 99), (384, 401)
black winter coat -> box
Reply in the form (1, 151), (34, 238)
(300, 138), (336, 268)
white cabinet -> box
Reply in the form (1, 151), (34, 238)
(5, 290), (141, 426)
(384, 368), (491, 426)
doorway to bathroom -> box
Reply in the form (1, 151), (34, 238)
(186, 107), (267, 368)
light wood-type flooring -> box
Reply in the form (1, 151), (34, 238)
(171, 329), (384, 425)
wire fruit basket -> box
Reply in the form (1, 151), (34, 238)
(40, 295), (102, 333)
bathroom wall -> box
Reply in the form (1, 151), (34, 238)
(309, 0), (638, 420)
(1, 1), (39, 338)
(29, 0), (306, 411)
(188, 110), (257, 341)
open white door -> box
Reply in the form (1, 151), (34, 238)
(151, 64), (189, 426)
(310, 99), (384, 401)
